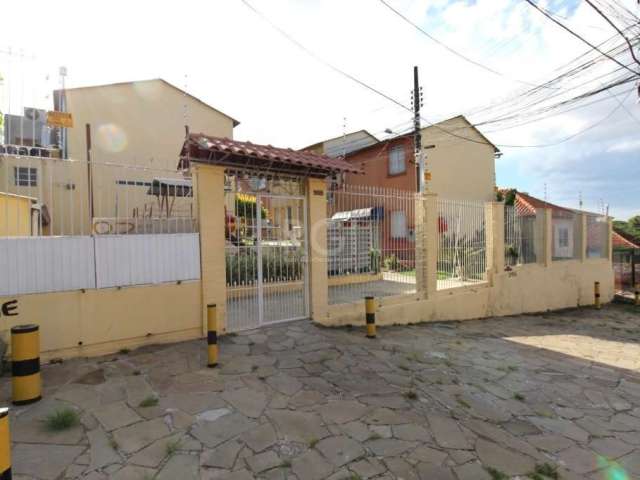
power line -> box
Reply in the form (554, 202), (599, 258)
(377, 0), (549, 89)
(523, 0), (640, 78)
(461, 32), (639, 126)
(240, 0), (638, 150)
(582, 0), (640, 70)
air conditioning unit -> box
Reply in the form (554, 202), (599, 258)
(23, 107), (46, 123)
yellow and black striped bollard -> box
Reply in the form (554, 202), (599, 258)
(11, 324), (41, 406)
(0, 407), (10, 480)
(594, 281), (601, 310)
(365, 296), (376, 339)
(207, 304), (219, 368)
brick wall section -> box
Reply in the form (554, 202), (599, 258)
(342, 136), (416, 191)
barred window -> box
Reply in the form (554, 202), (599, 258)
(388, 146), (406, 175)
(391, 211), (407, 239)
(14, 167), (37, 187)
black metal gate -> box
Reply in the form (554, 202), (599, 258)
(614, 248), (640, 292)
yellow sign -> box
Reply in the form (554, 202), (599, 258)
(47, 111), (73, 128)
(425, 171), (432, 181)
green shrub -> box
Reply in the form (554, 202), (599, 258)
(369, 249), (381, 273)
(383, 254), (400, 271)
(226, 248), (303, 285)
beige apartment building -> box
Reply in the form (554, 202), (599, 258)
(1, 78), (238, 235)
(421, 115), (498, 201)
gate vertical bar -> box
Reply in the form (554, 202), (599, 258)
(256, 193), (264, 327)
(303, 194), (310, 318)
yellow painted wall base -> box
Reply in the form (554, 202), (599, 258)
(0, 281), (202, 362)
(328, 272), (384, 287)
(324, 260), (614, 327)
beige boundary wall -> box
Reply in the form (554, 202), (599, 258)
(322, 259), (614, 327)
(0, 163), (615, 361)
(0, 281), (201, 361)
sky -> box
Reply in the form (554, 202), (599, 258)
(1, 0), (638, 219)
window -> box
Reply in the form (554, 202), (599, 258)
(388, 146), (406, 175)
(391, 211), (407, 239)
(558, 227), (569, 248)
(14, 167), (37, 187)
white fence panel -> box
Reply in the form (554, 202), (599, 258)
(94, 233), (200, 288)
(0, 236), (96, 296)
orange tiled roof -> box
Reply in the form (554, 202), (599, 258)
(180, 133), (362, 177)
(613, 230), (639, 249)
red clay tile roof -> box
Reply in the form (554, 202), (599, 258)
(180, 133), (362, 177)
(613, 230), (639, 249)
(515, 192), (576, 217)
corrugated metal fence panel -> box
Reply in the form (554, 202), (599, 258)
(0, 236), (96, 296)
(94, 233), (201, 288)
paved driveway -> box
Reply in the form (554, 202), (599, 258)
(1, 304), (639, 479)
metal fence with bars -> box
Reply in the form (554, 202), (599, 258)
(551, 210), (580, 261)
(1, 154), (198, 237)
(1, 154), (201, 296)
(586, 214), (608, 259)
(504, 205), (537, 267)
(326, 184), (417, 305)
(437, 198), (487, 290)
(224, 174), (308, 332)
(614, 248), (639, 293)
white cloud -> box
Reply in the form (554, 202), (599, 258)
(607, 138), (640, 153)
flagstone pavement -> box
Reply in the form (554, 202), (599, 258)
(1, 304), (639, 479)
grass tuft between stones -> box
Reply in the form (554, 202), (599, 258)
(486, 467), (509, 480)
(528, 462), (560, 480)
(165, 439), (182, 457)
(403, 390), (418, 401)
(44, 408), (80, 431)
(138, 395), (159, 408)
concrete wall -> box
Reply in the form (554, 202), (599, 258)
(0, 281), (201, 361)
(320, 199), (613, 327)
(0, 193), (33, 236)
(195, 164), (227, 334)
(322, 259), (614, 327)
(421, 116), (496, 201)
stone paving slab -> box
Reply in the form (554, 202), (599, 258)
(2, 304), (640, 479)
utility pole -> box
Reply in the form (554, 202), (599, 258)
(412, 66), (425, 193)
(412, 66), (424, 192)
(58, 66), (67, 158)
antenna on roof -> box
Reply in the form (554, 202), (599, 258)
(341, 116), (347, 158)
(579, 191), (583, 210)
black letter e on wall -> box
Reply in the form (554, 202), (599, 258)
(1, 300), (18, 316)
